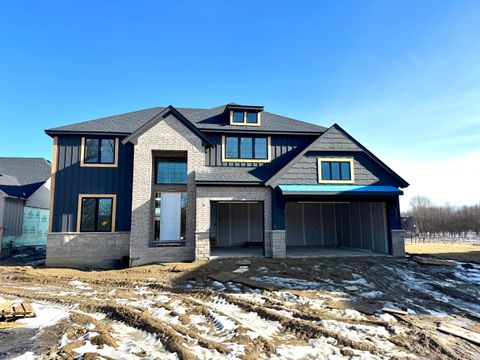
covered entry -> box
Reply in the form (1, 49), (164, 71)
(210, 201), (264, 249)
(286, 201), (389, 253)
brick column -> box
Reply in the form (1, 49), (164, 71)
(391, 229), (406, 256)
(267, 230), (286, 259)
(195, 231), (210, 261)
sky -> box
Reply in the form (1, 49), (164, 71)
(1, 0), (479, 210)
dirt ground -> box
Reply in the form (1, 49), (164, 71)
(406, 243), (480, 263)
(0, 254), (479, 360)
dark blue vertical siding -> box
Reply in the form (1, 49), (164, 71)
(52, 135), (134, 232)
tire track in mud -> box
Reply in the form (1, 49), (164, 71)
(0, 287), (228, 360)
(188, 289), (389, 356)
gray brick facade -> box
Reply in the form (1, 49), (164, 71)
(129, 114), (207, 266)
(46, 232), (130, 269)
(391, 229), (406, 256)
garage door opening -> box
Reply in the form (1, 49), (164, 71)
(286, 201), (389, 255)
(209, 201), (264, 258)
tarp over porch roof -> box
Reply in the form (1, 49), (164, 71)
(278, 184), (403, 196)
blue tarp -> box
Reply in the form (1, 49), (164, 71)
(279, 184), (403, 195)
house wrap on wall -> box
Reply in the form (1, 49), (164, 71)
(44, 104), (409, 269)
(0, 157), (51, 256)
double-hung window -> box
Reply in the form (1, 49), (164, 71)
(318, 158), (354, 183)
(81, 137), (118, 167)
(78, 195), (115, 232)
(223, 136), (270, 162)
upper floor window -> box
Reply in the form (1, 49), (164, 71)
(318, 158), (354, 183)
(230, 111), (261, 126)
(223, 136), (270, 162)
(81, 137), (118, 167)
(78, 195), (116, 232)
(155, 157), (188, 184)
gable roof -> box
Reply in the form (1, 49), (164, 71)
(122, 106), (215, 146)
(266, 124), (409, 188)
(45, 104), (327, 137)
(0, 157), (51, 199)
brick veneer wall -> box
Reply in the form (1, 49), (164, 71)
(129, 113), (207, 266)
(391, 229), (406, 256)
(46, 232), (130, 269)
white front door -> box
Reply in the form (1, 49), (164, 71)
(160, 193), (181, 241)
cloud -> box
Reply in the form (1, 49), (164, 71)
(387, 151), (480, 210)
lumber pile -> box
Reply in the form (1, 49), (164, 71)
(438, 323), (480, 346)
(0, 297), (35, 322)
(412, 256), (456, 267)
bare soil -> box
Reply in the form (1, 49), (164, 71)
(406, 243), (480, 263)
(0, 255), (479, 359)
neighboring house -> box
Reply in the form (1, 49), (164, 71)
(0, 158), (51, 256)
(45, 104), (409, 269)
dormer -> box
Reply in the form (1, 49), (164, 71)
(225, 104), (264, 127)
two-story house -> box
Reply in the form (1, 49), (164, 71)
(45, 104), (408, 268)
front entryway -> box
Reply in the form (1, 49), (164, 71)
(286, 201), (389, 254)
(154, 192), (186, 242)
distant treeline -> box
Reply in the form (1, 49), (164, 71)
(402, 196), (480, 238)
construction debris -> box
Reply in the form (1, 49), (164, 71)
(381, 306), (408, 316)
(0, 297), (36, 321)
(412, 256), (456, 267)
(438, 323), (480, 346)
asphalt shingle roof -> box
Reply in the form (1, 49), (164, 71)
(0, 158), (51, 198)
(45, 104), (326, 135)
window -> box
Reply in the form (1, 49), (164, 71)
(318, 158), (354, 183)
(78, 195), (115, 232)
(246, 112), (258, 124)
(81, 137), (118, 167)
(230, 111), (261, 126)
(233, 111), (244, 123)
(223, 136), (270, 162)
(155, 157), (187, 184)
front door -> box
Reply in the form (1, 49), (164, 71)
(160, 192), (181, 241)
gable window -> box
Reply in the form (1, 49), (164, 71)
(229, 111), (261, 126)
(81, 137), (119, 167)
(222, 136), (271, 162)
(77, 195), (116, 232)
(155, 157), (188, 184)
(318, 158), (354, 183)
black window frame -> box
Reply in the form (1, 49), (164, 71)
(224, 136), (268, 160)
(320, 160), (353, 181)
(84, 137), (116, 164)
(154, 157), (188, 185)
(79, 197), (114, 232)
(230, 111), (260, 125)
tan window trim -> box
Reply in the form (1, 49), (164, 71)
(221, 135), (272, 163)
(229, 110), (261, 126)
(76, 194), (117, 232)
(80, 137), (119, 168)
(317, 157), (355, 184)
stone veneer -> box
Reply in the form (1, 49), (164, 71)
(129, 113), (207, 267)
(391, 229), (406, 256)
(46, 232), (130, 269)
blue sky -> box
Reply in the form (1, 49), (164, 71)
(1, 1), (479, 208)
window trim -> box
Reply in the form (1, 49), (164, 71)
(80, 137), (119, 168)
(76, 194), (117, 232)
(229, 111), (262, 126)
(317, 157), (355, 184)
(221, 135), (271, 163)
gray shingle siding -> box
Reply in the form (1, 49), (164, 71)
(278, 151), (401, 186)
(307, 127), (361, 151)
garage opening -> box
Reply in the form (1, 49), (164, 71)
(209, 201), (264, 258)
(286, 201), (389, 254)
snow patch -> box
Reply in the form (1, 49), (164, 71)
(17, 302), (69, 329)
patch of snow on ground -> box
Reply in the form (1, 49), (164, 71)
(17, 302), (69, 329)
(10, 352), (35, 360)
(359, 290), (384, 299)
(210, 296), (281, 339)
(68, 280), (91, 290)
(454, 265), (480, 283)
(212, 281), (226, 291)
(233, 266), (249, 273)
(257, 266), (268, 273)
(342, 274), (371, 287)
(250, 276), (322, 290)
